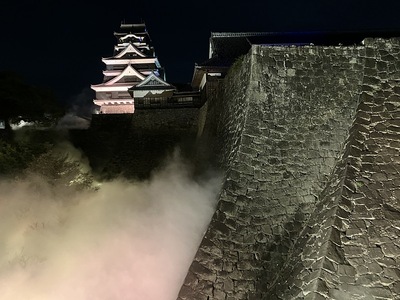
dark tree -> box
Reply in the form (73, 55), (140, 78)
(0, 71), (64, 131)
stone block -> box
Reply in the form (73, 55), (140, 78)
(355, 274), (380, 285)
(212, 221), (232, 236)
(368, 261), (384, 273)
(391, 281), (400, 294)
(219, 200), (237, 215)
(338, 264), (357, 276)
(326, 242), (346, 264)
(369, 287), (392, 298)
(178, 285), (195, 299)
(213, 289), (226, 299)
(381, 244), (400, 258)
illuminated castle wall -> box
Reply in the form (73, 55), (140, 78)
(87, 28), (400, 299)
(178, 37), (400, 299)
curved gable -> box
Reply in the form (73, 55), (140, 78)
(120, 33), (144, 41)
(105, 65), (145, 85)
(115, 43), (146, 58)
(136, 73), (173, 88)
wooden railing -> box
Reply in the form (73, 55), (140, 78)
(134, 93), (203, 109)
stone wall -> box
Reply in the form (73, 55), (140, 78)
(177, 40), (400, 299)
(130, 108), (199, 131)
(193, 56), (252, 174)
(266, 37), (400, 300)
(71, 108), (198, 180)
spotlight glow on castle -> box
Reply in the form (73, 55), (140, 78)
(91, 22), (176, 114)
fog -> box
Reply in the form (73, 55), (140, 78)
(0, 143), (222, 300)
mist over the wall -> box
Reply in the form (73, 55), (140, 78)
(0, 143), (222, 300)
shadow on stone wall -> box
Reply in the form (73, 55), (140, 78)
(69, 108), (199, 181)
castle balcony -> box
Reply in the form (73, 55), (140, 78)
(134, 92), (201, 109)
(93, 98), (134, 105)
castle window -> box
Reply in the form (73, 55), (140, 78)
(148, 79), (159, 85)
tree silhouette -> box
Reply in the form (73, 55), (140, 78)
(0, 71), (64, 131)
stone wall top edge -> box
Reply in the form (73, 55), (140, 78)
(362, 36), (400, 45)
(251, 44), (366, 53)
(250, 36), (400, 53)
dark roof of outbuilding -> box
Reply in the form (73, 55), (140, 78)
(196, 55), (232, 68)
(169, 82), (195, 92)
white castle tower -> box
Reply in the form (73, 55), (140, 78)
(91, 22), (175, 114)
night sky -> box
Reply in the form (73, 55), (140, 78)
(1, 0), (399, 106)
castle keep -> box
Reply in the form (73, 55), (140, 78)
(91, 22), (200, 114)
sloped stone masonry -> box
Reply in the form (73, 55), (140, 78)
(178, 42), (372, 299)
(266, 38), (400, 299)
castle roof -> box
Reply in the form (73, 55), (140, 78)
(114, 22), (150, 41)
(101, 57), (159, 67)
(130, 73), (176, 91)
(114, 43), (146, 58)
(105, 64), (145, 85)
